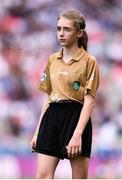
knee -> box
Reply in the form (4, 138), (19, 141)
(36, 169), (54, 179)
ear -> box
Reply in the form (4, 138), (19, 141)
(77, 30), (83, 38)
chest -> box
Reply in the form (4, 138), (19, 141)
(49, 60), (87, 78)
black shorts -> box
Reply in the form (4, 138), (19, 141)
(34, 101), (92, 159)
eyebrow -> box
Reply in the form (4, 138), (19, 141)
(57, 26), (76, 32)
(57, 26), (73, 29)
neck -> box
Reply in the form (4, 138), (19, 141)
(62, 44), (80, 61)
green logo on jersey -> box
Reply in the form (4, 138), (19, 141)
(73, 81), (80, 91)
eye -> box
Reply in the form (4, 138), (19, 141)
(57, 26), (61, 31)
(56, 26), (75, 32)
(63, 27), (72, 32)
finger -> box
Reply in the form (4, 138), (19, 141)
(78, 146), (81, 155)
(74, 147), (79, 154)
(32, 144), (36, 152)
(31, 141), (36, 149)
(30, 142), (33, 149)
(32, 144), (35, 150)
(30, 141), (34, 148)
(71, 147), (75, 158)
(67, 146), (72, 158)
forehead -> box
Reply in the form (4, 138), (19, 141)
(57, 17), (74, 28)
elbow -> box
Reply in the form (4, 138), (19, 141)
(84, 95), (95, 109)
(85, 101), (94, 109)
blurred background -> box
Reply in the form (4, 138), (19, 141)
(0, 0), (122, 178)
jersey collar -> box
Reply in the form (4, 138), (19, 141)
(57, 47), (86, 62)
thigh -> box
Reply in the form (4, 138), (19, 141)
(70, 156), (89, 179)
(37, 153), (60, 172)
(36, 154), (60, 178)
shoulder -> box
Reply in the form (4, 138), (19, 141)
(87, 52), (97, 62)
(80, 48), (97, 64)
(48, 51), (60, 64)
(84, 52), (98, 66)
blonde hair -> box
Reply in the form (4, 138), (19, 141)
(58, 10), (88, 50)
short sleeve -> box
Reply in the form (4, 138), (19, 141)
(38, 58), (52, 95)
(84, 56), (100, 98)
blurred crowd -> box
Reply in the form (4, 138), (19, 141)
(0, 0), (122, 178)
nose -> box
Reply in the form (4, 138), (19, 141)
(59, 28), (64, 36)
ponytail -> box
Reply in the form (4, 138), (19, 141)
(78, 30), (88, 51)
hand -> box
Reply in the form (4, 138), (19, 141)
(66, 133), (82, 158)
(30, 134), (38, 152)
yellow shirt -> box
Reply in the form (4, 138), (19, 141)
(38, 47), (100, 104)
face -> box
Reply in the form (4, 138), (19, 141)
(57, 17), (80, 48)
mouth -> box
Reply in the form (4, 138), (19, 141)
(59, 39), (66, 42)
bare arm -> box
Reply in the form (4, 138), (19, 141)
(67, 94), (95, 157)
(74, 94), (95, 136)
(34, 93), (49, 136)
(30, 93), (49, 150)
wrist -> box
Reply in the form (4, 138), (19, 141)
(73, 130), (82, 136)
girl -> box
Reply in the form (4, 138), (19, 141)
(30, 10), (99, 179)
